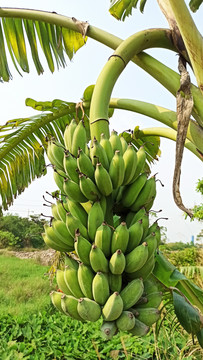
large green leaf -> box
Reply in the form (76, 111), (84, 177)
(109, 0), (148, 21)
(0, 16), (87, 81)
(153, 251), (203, 313)
(173, 291), (202, 335)
(0, 104), (75, 211)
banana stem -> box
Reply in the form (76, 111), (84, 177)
(133, 52), (203, 127)
(89, 28), (179, 141)
(168, 0), (203, 94)
(139, 127), (201, 159)
(109, 98), (203, 154)
(84, 98), (203, 154)
(1, 8), (203, 125)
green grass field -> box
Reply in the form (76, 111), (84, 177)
(0, 254), (202, 360)
(0, 254), (52, 316)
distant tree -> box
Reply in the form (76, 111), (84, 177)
(0, 230), (19, 248)
(0, 214), (47, 248)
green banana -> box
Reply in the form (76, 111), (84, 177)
(130, 175), (156, 212)
(120, 278), (144, 310)
(100, 321), (118, 340)
(143, 276), (160, 295)
(51, 219), (74, 249)
(125, 242), (149, 273)
(116, 311), (136, 331)
(102, 292), (123, 321)
(109, 130), (123, 154)
(63, 178), (88, 203)
(79, 173), (101, 201)
(63, 119), (77, 152)
(100, 133), (114, 163)
(114, 186), (124, 204)
(122, 172), (148, 208)
(135, 291), (163, 309)
(65, 254), (79, 270)
(129, 318), (150, 336)
(77, 263), (94, 299)
(50, 291), (65, 313)
(77, 148), (95, 180)
(126, 207), (146, 227)
(51, 203), (61, 221)
(94, 162), (113, 196)
(122, 144), (138, 185)
(109, 273), (122, 293)
(94, 222), (112, 258)
(100, 196), (107, 219)
(56, 269), (73, 295)
(44, 224), (72, 252)
(66, 212), (89, 239)
(111, 222), (129, 254)
(53, 169), (66, 192)
(131, 145), (146, 181)
(120, 135), (128, 154)
(63, 153), (79, 184)
(87, 201), (104, 242)
(74, 231), (91, 265)
(134, 307), (160, 326)
(147, 222), (162, 246)
(125, 211), (136, 228)
(64, 266), (84, 299)
(109, 150), (125, 189)
(56, 200), (69, 223)
(92, 272), (110, 305)
(109, 249), (126, 275)
(66, 199), (88, 228)
(127, 254), (155, 281)
(142, 232), (157, 259)
(89, 244), (109, 273)
(144, 196), (156, 212)
(61, 294), (84, 321)
(90, 137), (109, 170)
(47, 139), (64, 170)
(42, 233), (68, 253)
(140, 213), (150, 240)
(77, 298), (101, 322)
(71, 120), (87, 157)
(126, 219), (143, 253)
(81, 201), (92, 214)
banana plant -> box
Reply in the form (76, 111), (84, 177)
(0, 0), (202, 347)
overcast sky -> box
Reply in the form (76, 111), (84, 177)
(1, 0), (202, 244)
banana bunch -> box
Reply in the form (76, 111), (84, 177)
(44, 120), (164, 339)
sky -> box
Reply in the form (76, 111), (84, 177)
(0, 0), (202, 244)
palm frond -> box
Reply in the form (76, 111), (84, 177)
(0, 14), (87, 81)
(0, 101), (80, 211)
(109, 0), (148, 21)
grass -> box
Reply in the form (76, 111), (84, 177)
(0, 254), (52, 316)
(0, 254), (202, 359)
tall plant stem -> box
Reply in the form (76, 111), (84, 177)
(168, 0), (203, 94)
(89, 28), (179, 140)
(108, 98), (203, 153)
(139, 127), (201, 159)
(0, 8), (203, 125)
(84, 98), (203, 154)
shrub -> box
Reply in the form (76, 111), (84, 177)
(0, 230), (20, 248)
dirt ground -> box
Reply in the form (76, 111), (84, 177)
(7, 249), (56, 266)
